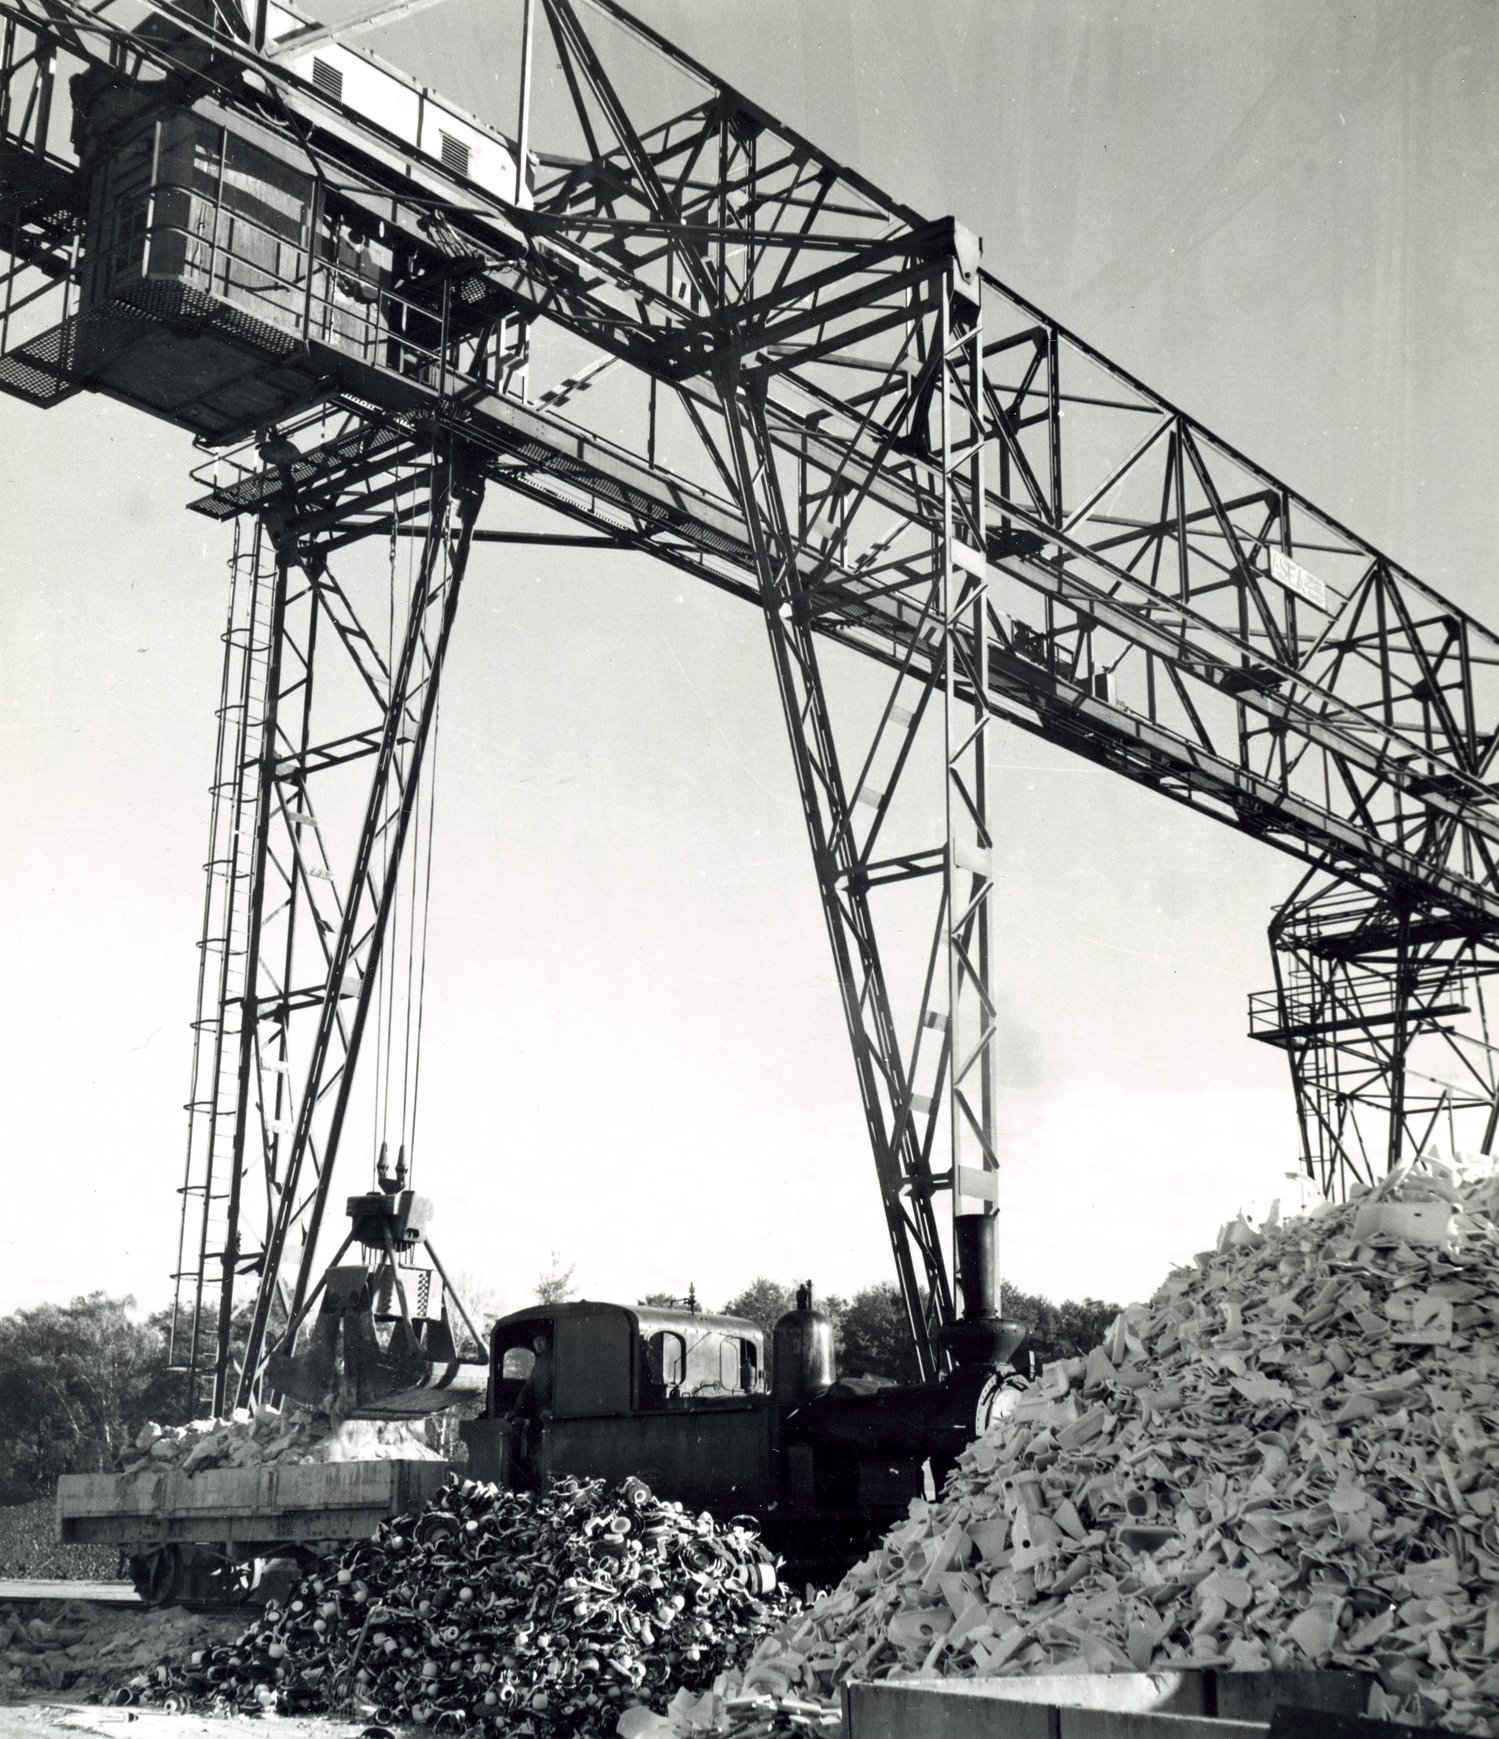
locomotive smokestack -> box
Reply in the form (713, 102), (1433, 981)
(955, 1213), (996, 1321)
(945, 1213), (1025, 1370)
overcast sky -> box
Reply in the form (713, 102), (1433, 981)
(4, 0), (1497, 1331)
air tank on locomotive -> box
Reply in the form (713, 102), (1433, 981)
(771, 1282), (837, 1402)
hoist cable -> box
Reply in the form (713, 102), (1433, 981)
(371, 513), (390, 1174)
(402, 620), (442, 1178)
(373, 481), (408, 1179)
(402, 470), (452, 1179)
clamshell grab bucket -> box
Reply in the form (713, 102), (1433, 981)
(266, 1264), (486, 1418)
(267, 1187), (485, 1419)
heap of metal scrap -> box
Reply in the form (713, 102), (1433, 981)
(117, 1410), (440, 1474)
(113, 1474), (795, 1733)
(735, 1158), (1499, 1735)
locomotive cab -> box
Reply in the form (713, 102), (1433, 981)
(459, 1293), (1024, 1579)
(460, 1302), (775, 1516)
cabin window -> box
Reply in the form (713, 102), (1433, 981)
(501, 1346), (535, 1382)
(718, 1335), (760, 1392)
(719, 1338), (740, 1390)
(657, 1333), (685, 1387)
(643, 1330), (685, 1406)
(492, 1332), (544, 1415)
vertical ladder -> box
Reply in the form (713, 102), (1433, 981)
(168, 519), (278, 1412)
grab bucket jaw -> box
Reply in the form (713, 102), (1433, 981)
(266, 1190), (485, 1419)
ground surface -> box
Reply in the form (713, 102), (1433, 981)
(0, 1707), (362, 1739)
(0, 1599), (245, 1706)
(0, 1600), (397, 1739)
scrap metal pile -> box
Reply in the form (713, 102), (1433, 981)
(739, 1158), (1499, 1735)
(114, 1474), (796, 1732)
(117, 1410), (441, 1474)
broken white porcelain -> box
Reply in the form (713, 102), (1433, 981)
(737, 1155), (1499, 1736)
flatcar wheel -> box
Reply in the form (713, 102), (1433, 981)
(214, 1546), (273, 1607)
(194, 1546), (256, 1607)
(129, 1544), (184, 1607)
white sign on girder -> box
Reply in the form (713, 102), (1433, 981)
(1267, 547), (1329, 613)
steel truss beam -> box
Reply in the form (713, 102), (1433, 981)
(172, 439), (484, 1410)
(13, 0), (1498, 907)
(1250, 872), (1499, 1198)
(8, 0), (1499, 1368)
(0, 12), (84, 405)
(709, 262), (995, 1377)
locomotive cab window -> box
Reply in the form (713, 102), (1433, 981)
(721, 1335), (759, 1393)
(492, 1329), (545, 1413)
(642, 1330), (685, 1406)
(673, 1328), (759, 1397)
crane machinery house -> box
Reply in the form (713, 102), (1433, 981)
(67, 0), (528, 439)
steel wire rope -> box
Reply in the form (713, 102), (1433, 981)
(402, 710), (440, 1181)
(392, 490), (413, 1171)
(399, 477), (451, 1183)
(398, 672), (426, 1176)
(371, 506), (390, 1175)
(397, 515), (424, 1182)
(393, 477), (419, 1171)
(396, 468), (431, 1184)
(372, 479), (406, 1182)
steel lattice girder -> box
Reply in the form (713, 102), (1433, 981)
(172, 443), (485, 1409)
(707, 263), (997, 1379)
(7, 0), (1499, 1354)
(1252, 872), (1499, 1201)
(8, 0), (1499, 909)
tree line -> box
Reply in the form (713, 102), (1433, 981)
(0, 1273), (1118, 1503)
(704, 1277), (1118, 1385)
(0, 1294), (183, 1504)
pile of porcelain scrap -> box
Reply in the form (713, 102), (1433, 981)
(116, 1409), (440, 1474)
(618, 1677), (839, 1739)
(114, 1474), (795, 1734)
(0, 1601), (241, 1700)
(0, 1601), (98, 1694)
(733, 1157), (1499, 1736)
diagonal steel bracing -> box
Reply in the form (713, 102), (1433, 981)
(717, 364), (951, 1377)
(172, 441), (484, 1410)
(8, 0), (1499, 1377)
(704, 246), (997, 1376)
(1251, 872), (1499, 1199)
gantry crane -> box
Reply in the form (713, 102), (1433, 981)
(5, 0), (1499, 1416)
